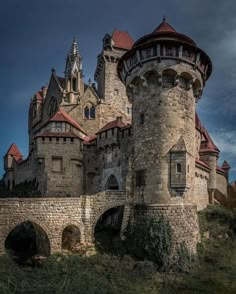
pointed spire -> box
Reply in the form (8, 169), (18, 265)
(153, 18), (176, 33)
(69, 37), (79, 59)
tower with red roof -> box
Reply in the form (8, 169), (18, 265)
(118, 18), (212, 205)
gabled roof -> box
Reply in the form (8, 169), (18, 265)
(96, 117), (126, 134)
(195, 159), (211, 171)
(112, 30), (134, 50)
(57, 76), (65, 88)
(49, 109), (87, 134)
(5, 143), (23, 162)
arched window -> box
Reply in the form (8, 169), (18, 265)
(90, 105), (96, 119)
(84, 106), (90, 119)
(106, 175), (119, 190)
(84, 104), (96, 119)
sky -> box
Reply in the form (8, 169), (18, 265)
(1, 0), (236, 181)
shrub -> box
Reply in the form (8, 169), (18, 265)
(125, 213), (173, 271)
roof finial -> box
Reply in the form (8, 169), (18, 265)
(163, 15), (166, 22)
(70, 37), (79, 58)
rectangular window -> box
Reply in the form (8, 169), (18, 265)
(136, 170), (146, 187)
(52, 157), (62, 172)
(176, 163), (182, 173)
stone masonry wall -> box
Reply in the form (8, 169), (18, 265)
(131, 204), (200, 254)
(0, 191), (126, 255)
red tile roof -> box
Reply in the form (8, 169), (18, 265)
(216, 166), (226, 175)
(83, 134), (97, 144)
(96, 117), (126, 134)
(49, 109), (86, 134)
(196, 113), (220, 155)
(5, 143), (23, 162)
(153, 19), (176, 33)
(222, 160), (230, 170)
(112, 30), (134, 50)
(195, 159), (210, 170)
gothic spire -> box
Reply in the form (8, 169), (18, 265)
(69, 37), (79, 60)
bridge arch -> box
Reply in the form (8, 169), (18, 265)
(5, 220), (51, 262)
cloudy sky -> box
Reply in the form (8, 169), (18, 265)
(1, 0), (236, 181)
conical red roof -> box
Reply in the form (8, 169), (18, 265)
(153, 18), (176, 33)
(5, 143), (23, 162)
(222, 160), (230, 170)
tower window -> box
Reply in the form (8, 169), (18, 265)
(140, 113), (145, 125)
(136, 170), (146, 187)
(176, 163), (182, 173)
(72, 78), (77, 91)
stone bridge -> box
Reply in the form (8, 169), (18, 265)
(0, 191), (128, 255)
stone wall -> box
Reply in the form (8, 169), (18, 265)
(0, 191), (126, 255)
(195, 166), (210, 210)
(131, 204), (200, 254)
(216, 172), (227, 195)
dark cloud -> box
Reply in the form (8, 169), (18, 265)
(1, 0), (236, 180)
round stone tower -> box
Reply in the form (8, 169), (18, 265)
(118, 18), (212, 205)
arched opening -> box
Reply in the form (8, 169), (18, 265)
(5, 221), (50, 264)
(90, 105), (96, 119)
(62, 225), (81, 252)
(162, 69), (177, 87)
(94, 206), (124, 254)
(106, 175), (119, 190)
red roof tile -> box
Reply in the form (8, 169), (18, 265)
(195, 159), (210, 170)
(222, 160), (230, 170)
(5, 143), (23, 162)
(195, 112), (220, 155)
(112, 30), (134, 50)
(153, 19), (176, 33)
(35, 91), (43, 101)
(49, 109), (87, 134)
(96, 117), (126, 134)
(216, 166), (226, 174)
(83, 134), (97, 144)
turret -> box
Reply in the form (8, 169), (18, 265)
(118, 18), (212, 204)
(65, 38), (84, 104)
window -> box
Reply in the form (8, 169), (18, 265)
(146, 48), (152, 58)
(176, 163), (182, 173)
(90, 106), (96, 119)
(84, 104), (96, 119)
(140, 113), (145, 125)
(106, 175), (119, 190)
(52, 157), (62, 172)
(84, 106), (90, 119)
(72, 78), (77, 91)
(166, 47), (173, 56)
(136, 170), (146, 187)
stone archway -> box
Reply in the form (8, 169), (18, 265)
(61, 224), (81, 252)
(5, 221), (50, 263)
(94, 206), (124, 253)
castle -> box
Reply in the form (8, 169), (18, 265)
(0, 19), (231, 255)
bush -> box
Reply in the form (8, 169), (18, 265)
(125, 213), (173, 271)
